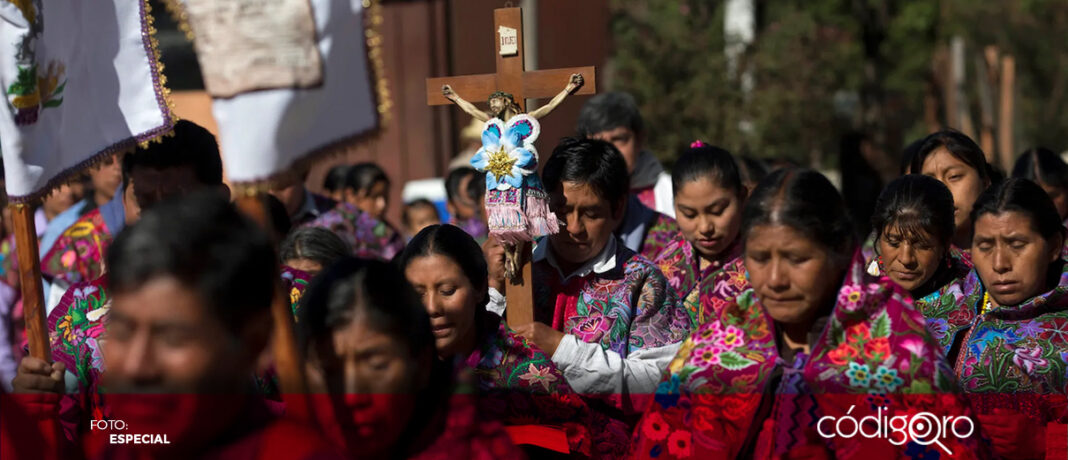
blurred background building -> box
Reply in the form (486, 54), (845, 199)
(154, 0), (1068, 225)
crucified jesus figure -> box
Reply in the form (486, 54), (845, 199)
(441, 73), (584, 123)
(441, 73), (584, 281)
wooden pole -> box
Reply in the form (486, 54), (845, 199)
(494, 8), (533, 326)
(11, 205), (65, 460)
(505, 243), (533, 327)
(999, 56), (1016, 173)
(943, 41), (959, 130)
(234, 195), (307, 397)
(425, 7), (596, 328)
(11, 204), (49, 361)
(975, 51), (997, 162)
(950, 37), (976, 140)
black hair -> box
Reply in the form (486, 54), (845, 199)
(280, 227), (351, 270)
(296, 257), (432, 359)
(121, 120), (223, 188)
(467, 170), (485, 203)
(542, 138), (630, 214)
(575, 92), (644, 138)
(988, 164), (1006, 185)
(344, 162), (389, 195)
(262, 194), (292, 243)
(742, 169), (856, 262)
(871, 175), (956, 251)
(970, 177), (1066, 243)
(323, 165), (352, 194)
(736, 156), (769, 187)
(766, 157), (802, 172)
(671, 144), (744, 197)
(1012, 147), (1068, 190)
(401, 199), (440, 228)
(840, 131), (884, 238)
(444, 168), (471, 202)
(445, 167), (486, 205)
(107, 191), (275, 333)
(908, 130), (990, 183)
(900, 137), (925, 175)
(395, 224), (488, 306)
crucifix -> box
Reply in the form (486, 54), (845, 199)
(426, 7), (595, 327)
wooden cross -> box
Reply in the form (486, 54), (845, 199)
(425, 8), (596, 112)
(426, 7), (596, 326)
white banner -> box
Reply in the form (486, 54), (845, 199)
(0, 0), (175, 201)
(195, 0), (379, 184)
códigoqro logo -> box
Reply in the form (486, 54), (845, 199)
(816, 405), (974, 455)
(90, 419), (171, 445)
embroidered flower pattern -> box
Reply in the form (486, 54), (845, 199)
(572, 314), (613, 343)
(655, 375), (681, 409)
(693, 345), (722, 367)
(535, 245), (690, 357)
(695, 321), (723, 344)
(642, 411), (670, 442)
(715, 325), (744, 350)
(845, 362), (873, 388)
(827, 343), (858, 365)
(838, 285), (863, 312)
(57, 314), (76, 343)
(872, 365), (904, 392)
(957, 262), (1068, 394)
(517, 363), (558, 392)
(863, 337), (890, 360)
(729, 270), (748, 290)
(846, 323), (871, 346)
(926, 318), (949, 341)
(1017, 320), (1042, 338)
(1010, 345), (1048, 377)
(666, 430), (692, 457)
(631, 253), (972, 459)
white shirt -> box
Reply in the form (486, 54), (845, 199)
(532, 236), (618, 282)
(652, 172), (675, 218)
(492, 238), (681, 412)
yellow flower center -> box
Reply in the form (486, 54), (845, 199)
(486, 147), (517, 180)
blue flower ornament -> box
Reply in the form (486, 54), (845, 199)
(471, 115), (541, 190)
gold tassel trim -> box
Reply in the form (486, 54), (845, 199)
(158, 0), (194, 41)
(364, 0), (391, 125)
(142, 0), (180, 149)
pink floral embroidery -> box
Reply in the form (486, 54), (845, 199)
(1011, 345), (1048, 376)
(517, 363), (558, 392)
(900, 337), (927, 357)
(660, 260), (682, 290)
(715, 325), (744, 350)
(837, 285), (863, 312)
(572, 314), (613, 343)
(694, 321), (724, 344)
(728, 270), (747, 290)
(692, 344), (722, 366)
